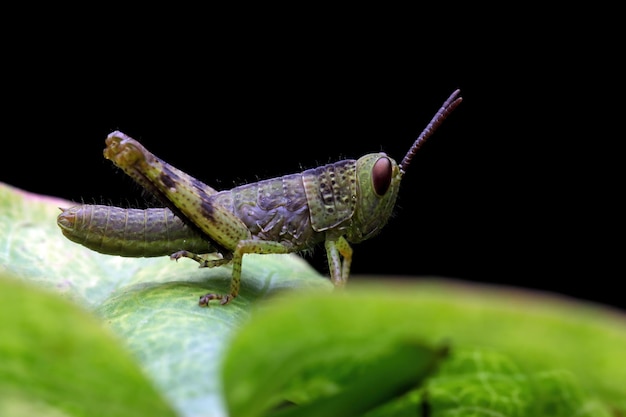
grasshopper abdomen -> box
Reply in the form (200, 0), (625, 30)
(57, 205), (213, 257)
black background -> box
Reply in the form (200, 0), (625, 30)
(2, 15), (622, 311)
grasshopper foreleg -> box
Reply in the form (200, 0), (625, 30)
(325, 236), (353, 288)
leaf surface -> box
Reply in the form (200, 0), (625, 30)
(0, 182), (330, 416)
(2, 182), (625, 417)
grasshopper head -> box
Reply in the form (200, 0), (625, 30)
(345, 89), (463, 244)
(346, 152), (403, 243)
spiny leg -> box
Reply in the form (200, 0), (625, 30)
(325, 236), (353, 288)
(104, 132), (219, 199)
(198, 239), (291, 306)
(105, 132), (252, 252)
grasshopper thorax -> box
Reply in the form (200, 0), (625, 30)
(346, 152), (403, 243)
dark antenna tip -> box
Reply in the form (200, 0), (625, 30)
(399, 89), (462, 173)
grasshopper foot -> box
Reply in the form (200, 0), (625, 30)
(199, 293), (233, 307)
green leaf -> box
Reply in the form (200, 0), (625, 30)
(0, 182), (331, 417)
(222, 295), (450, 417)
(266, 341), (449, 417)
(2, 181), (626, 417)
(221, 285), (626, 417)
(0, 274), (177, 417)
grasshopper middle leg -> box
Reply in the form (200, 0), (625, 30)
(175, 240), (291, 306)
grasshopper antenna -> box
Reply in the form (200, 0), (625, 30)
(400, 89), (463, 174)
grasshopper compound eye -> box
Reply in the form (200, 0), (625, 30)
(372, 156), (392, 196)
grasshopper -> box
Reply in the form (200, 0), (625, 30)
(57, 89), (462, 306)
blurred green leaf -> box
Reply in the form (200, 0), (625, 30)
(222, 285), (626, 417)
(0, 274), (177, 417)
(266, 341), (449, 417)
(0, 182), (331, 417)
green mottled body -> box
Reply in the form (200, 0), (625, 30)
(57, 205), (213, 257)
(209, 159), (383, 250)
(58, 89), (462, 306)
(59, 161), (369, 255)
(103, 132), (405, 305)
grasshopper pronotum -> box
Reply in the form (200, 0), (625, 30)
(58, 90), (462, 306)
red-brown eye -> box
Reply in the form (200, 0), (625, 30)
(372, 157), (392, 196)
